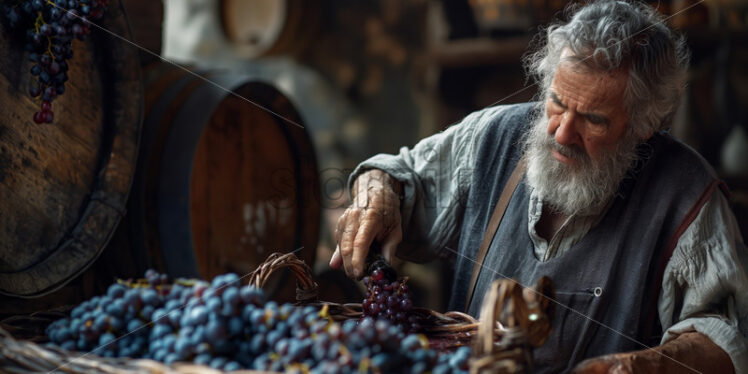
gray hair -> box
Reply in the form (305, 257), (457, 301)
(525, 0), (690, 139)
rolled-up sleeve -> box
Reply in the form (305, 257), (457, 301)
(659, 190), (748, 373)
(347, 106), (507, 262)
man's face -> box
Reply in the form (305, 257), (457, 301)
(525, 57), (642, 215)
(544, 60), (630, 163)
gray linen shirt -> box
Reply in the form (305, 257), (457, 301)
(349, 105), (748, 372)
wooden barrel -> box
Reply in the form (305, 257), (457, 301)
(220, 0), (320, 58)
(0, 0), (141, 298)
(130, 63), (320, 291)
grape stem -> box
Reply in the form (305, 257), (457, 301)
(33, 11), (42, 33)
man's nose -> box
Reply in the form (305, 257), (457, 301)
(554, 111), (580, 146)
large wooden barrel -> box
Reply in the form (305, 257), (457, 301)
(130, 63), (320, 291)
(0, 0), (141, 299)
(220, 0), (320, 58)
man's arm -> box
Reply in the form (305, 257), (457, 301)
(330, 106), (510, 278)
(576, 189), (748, 373)
(572, 332), (734, 373)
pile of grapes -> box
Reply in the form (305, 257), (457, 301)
(45, 270), (471, 373)
(2, 0), (109, 123)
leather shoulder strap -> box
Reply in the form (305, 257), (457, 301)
(640, 179), (727, 341)
(465, 158), (526, 311)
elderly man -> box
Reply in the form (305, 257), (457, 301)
(330, 1), (747, 373)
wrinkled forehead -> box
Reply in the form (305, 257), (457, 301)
(555, 48), (629, 95)
(550, 50), (630, 118)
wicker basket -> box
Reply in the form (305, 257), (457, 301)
(469, 276), (554, 374)
(0, 252), (554, 374)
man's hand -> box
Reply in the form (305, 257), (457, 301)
(330, 169), (403, 279)
(571, 332), (734, 374)
(571, 353), (635, 374)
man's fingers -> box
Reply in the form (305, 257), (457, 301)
(380, 224), (402, 264)
(571, 355), (631, 374)
(339, 210), (360, 278)
(351, 220), (378, 279)
(334, 212), (347, 244)
(331, 211), (348, 271)
(329, 245), (342, 269)
(570, 359), (611, 374)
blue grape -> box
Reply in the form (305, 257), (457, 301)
(227, 316), (243, 336)
(222, 286), (240, 306)
(209, 356), (227, 369)
(188, 305), (208, 325)
(163, 353), (179, 365)
(224, 361), (241, 371)
(194, 353), (211, 365)
(141, 288), (159, 306)
(173, 338), (191, 359)
(206, 296), (222, 313)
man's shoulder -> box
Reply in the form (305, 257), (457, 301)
(653, 132), (719, 181)
(466, 102), (539, 137)
(461, 103), (538, 168)
(471, 102), (539, 123)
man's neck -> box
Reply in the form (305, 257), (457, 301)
(536, 205), (568, 242)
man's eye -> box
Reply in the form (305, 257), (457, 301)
(587, 116), (607, 126)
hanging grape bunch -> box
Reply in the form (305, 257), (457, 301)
(2, 0), (109, 124)
(361, 255), (421, 332)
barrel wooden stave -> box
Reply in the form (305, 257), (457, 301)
(0, 40), (103, 272)
(0, 0), (141, 298)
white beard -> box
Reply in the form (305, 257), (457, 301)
(523, 112), (641, 216)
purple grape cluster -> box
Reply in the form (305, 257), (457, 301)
(291, 317), (463, 374)
(2, 0), (109, 123)
(45, 279), (163, 357)
(46, 270), (470, 373)
(143, 273), (267, 370)
(361, 268), (420, 332)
